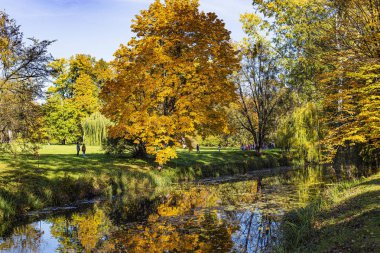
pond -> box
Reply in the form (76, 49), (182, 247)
(0, 166), (341, 253)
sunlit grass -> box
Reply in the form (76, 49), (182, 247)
(279, 172), (380, 252)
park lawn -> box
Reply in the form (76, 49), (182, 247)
(0, 145), (151, 180)
(281, 172), (380, 252)
(0, 145), (283, 179)
(0, 145), (285, 234)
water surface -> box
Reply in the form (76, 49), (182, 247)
(0, 166), (339, 252)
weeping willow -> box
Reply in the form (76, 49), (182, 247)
(276, 102), (322, 164)
(82, 112), (110, 145)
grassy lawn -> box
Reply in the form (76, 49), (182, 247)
(280, 172), (380, 252)
(0, 145), (150, 179)
(0, 145), (284, 181)
(0, 144), (285, 235)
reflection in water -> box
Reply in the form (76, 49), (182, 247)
(0, 166), (338, 253)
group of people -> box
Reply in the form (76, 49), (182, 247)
(76, 142), (87, 157)
(241, 143), (256, 151)
(240, 142), (276, 151)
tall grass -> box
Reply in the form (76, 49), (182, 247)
(277, 177), (363, 252)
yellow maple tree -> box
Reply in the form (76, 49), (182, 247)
(101, 0), (238, 164)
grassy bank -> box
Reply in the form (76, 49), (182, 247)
(0, 145), (286, 235)
(279, 172), (380, 252)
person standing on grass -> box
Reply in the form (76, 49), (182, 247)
(218, 144), (221, 152)
(196, 144), (200, 153)
(76, 142), (81, 156)
(82, 143), (86, 157)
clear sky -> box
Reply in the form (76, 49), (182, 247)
(0, 0), (253, 61)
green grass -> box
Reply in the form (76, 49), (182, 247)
(0, 145), (286, 235)
(279, 172), (380, 252)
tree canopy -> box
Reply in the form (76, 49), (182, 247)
(101, 0), (239, 164)
(44, 54), (111, 144)
(0, 11), (53, 146)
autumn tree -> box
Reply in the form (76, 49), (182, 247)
(234, 14), (287, 152)
(0, 11), (53, 147)
(251, 0), (380, 167)
(101, 0), (238, 164)
(318, 0), (380, 164)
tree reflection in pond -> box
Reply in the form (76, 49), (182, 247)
(1, 167), (337, 253)
(49, 207), (111, 252)
(0, 225), (43, 252)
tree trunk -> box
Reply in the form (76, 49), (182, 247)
(134, 143), (147, 158)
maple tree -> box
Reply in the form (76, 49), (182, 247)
(101, 0), (238, 164)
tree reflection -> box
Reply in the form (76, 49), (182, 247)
(0, 224), (43, 252)
(99, 210), (236, 253)
(229, 210), (279, 253)
(49, 206), (111, 252)
(2, 169), (335, 253)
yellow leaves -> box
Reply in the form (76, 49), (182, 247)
(240, 13), (262, 35)
(102, 0), (238, 165)
(322, 59), (380, 162)
(155, 146), (178, 165)
(73, 73), (100, 116)
(342, 135), (366, 144)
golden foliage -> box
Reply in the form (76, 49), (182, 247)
(101, 0), (238, 164)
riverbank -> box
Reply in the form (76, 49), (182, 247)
(0, 145), (288, 235)
(279, 171), (380, 252)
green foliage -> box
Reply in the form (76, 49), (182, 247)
(102, 138), (133, 156)
(44, 95), (81, 144)
(82, 112), (110, 146)
(0, 11), (53, 146)
(251, 0), (380, 168)
(44, 55), (111, 143)
(276, 102), (321, 164)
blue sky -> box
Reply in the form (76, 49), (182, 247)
(0, 0), (253, 61)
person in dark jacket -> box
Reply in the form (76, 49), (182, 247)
(76, 142), (81, 156)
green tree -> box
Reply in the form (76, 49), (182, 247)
(44, 94), (80, 144)
(44, 54), (111, 144)
(0, 11), (53, 147)
(276, 101), (321, 163)
(235, 14), (287, 152)
(82, 112), (110, 146)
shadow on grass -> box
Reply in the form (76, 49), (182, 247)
(0, 153), (162, 236)
(305, 191), (380, 253)
(357, 177), (380, 187)
(280, 176), (380, 253)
